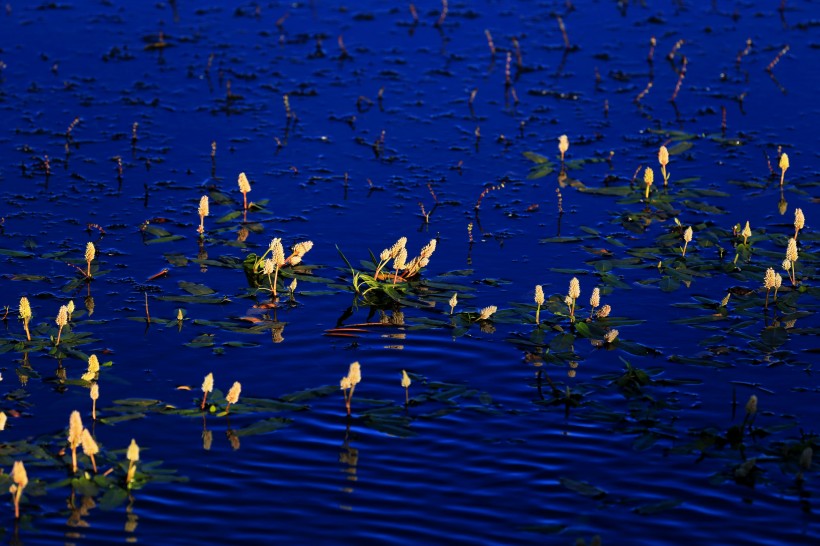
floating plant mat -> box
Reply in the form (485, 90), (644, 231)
(0, 0), (818, 544)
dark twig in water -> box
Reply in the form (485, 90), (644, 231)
(630, 164), (643, 189)
(765, 45), (789, 72)
(667, 39), (684, 61)
(736, 38), (752, 67)
(338, 35), (351, 60)
(634, 81), (652, 103)
(86, 223), (106, 236)
(556, 15), (571, 50)
(511, 37), (523, 68)
(484, 29), (495, 55)
(504, 51), (512, 86)
(669, 56), (687, 102)
(721, 105), (727, 134)
(475, 180), (506, 210)
(434, 0), (447, 28)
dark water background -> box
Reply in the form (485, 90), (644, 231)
(0, 1), (818, 544)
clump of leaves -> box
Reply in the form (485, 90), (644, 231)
(336, 236), (438, 304)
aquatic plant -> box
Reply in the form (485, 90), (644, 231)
(10, 461), (27, 519)
(764, 268), (777, 307)
(681, 226), (693, 257)
(793, 208), (804, 240)
(126, 439), (139, 487)
(534, 285), (544, 324)
(785, 238), (798, 285)
(55, 305), (69, 345)
(477, 305), (497, 321)
(225, 381), (241, 413)
(246, 239), (314, 294)
(269, 239), (286, 296)
(604, 329), (619, 344)
(741, 221), (752, 245)
(779, 152), (789, 187)
(85, 242), (95, 278)
(340, 361), (362, 416)
(338, 237), (439, 304)
(643, 167), (654, 200)
(449, 292), (458, 315)
(589, 287), (600, 319)
(566, 277), (580, 322)
(80, 429), (99, 472)
(401, 370), (411, 405)
(90, 383), (99, 420)
(238, 172), (251, 211)
(658, 145), (670, 187)
(743, 394), (758, 430)
(197, 195), (209, 235)
(82, 354), (100, 382)
(392, 247), (407, 285)
(558, 134), (569, 163)
(18, 296), (32, 341)
(201, 373), (214, 410)
(68, 410), (84, 473)
(0, 412), (6, 431)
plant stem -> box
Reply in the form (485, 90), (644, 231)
(272, 265), (280, 296)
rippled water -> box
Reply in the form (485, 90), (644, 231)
(1, 1), (818, 544)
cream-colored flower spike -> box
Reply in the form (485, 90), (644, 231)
(682, 226), (693, 257)
(589, 287), (600, 309)
(478, 305), (497, 321)
(569, 278), (581, 300)
(786, 238), (798, 285)
(197, 195), (209, 234)
(558, 134), (569, 161)
(794, 208), (805, 240)
(19, 297), (32, 341)
(401, 370), (411, 404)
(745, 394), (758, 416)
(55, 305), (69, 345)
(644, 167), (654, 199)
(658, 145), (670, 186)
(449, 293), (458, 315)
(534, 285), (545, 324)
(68, 410), (84, 473)
(534, 285), (545, 306)
(348, 362), (361, 386)
(85, 242), (96, 277)
(741, 221), (752, 245)
(779, 152), (789, 187)
(90, 383), (99, 420)
(126, 439), (140, 486)
(81, 429), (99, 472)
(10, 460), (28, 519)
(201, 373), (214, 410)
(226, 381), (242, 411)
(238, 172), (251, 210)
